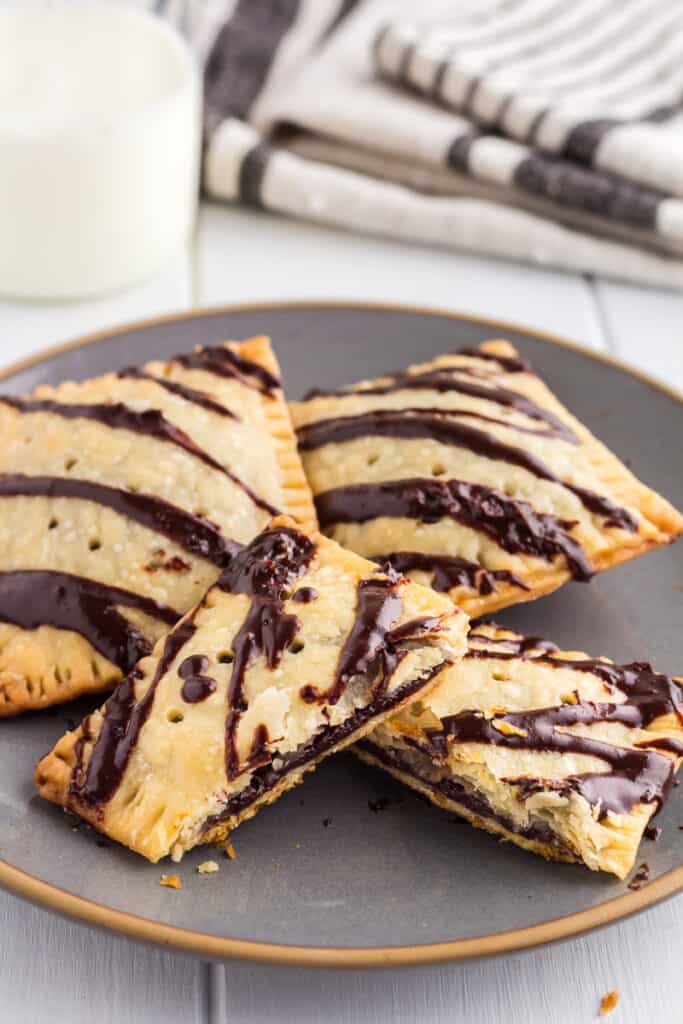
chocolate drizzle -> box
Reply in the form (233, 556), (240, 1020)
(300, 403), (575, 447)
(455, 346), (532, 373)
(0, 473), (239, 568)
(302, 577), (403, 705)
(172, 345), (281, 397)
(468, 640), (683, 728)
(217, 526), (316, 779)
(0, 570), (178, 671)
(118, 367), (239, 419)
(298, 409), (635, 530)
(467, 632), (560, 656)
(179, 654), (217, 703)
(376, 551), (529, 597)
(72, 619), (198, 807)
(427, 655), (683, 820)
(316, 478), (594, 580)
(304, 368), (574, 441)
(0, 396), (277, 515)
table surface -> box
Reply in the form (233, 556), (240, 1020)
(1, 203), (681, 1023)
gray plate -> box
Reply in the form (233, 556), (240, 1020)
(0, 302), (681, 966)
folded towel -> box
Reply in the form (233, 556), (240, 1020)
(151, 0), (683, 288)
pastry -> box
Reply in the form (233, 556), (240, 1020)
(0, 337), (316, 715)
(290, 340), (683, 617)
(356, 624), (683, 877)
(35, 516), (468, 863)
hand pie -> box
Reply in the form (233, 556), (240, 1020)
(35, 517), (468, 863)
(356, 624), (683, 878)
(290, 340), (683, 617)
(0, 336), (316, 715)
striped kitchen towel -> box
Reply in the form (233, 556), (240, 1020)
(151, 0), (683, 287)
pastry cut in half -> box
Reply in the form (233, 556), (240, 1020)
(356, 624), (683, 878)
(290, 340), (683, 617)
(35, 516), (468, 863)
(0, 336), (316, 715)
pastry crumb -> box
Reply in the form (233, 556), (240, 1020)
(197, 860), (219, 875)
(492, 719), (527, 738)
(368, 796), (391, 813)
(599, 990), (619, 1016)
(225, 841), (237, 860)
(159, 874), (182, 890)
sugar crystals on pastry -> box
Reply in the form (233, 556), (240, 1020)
(35, 517), (468, 863)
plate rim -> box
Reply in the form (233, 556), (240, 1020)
(1, 298), (681, 967)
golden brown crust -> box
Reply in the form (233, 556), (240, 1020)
(36, 517), (468, 862)
(0, 337), (315, 716)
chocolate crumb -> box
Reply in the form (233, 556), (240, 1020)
(144, 549), (191, 574)
(644, 825), (662, 842)
(368, 797), (391, 813)
(95, 839), (109, 848)
(628, 863), (650, 891)
(322, 817), (332, 828)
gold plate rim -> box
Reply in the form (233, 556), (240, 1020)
(1, 298), (681, 967)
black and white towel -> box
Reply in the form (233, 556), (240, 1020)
(150, 0), (683, 287)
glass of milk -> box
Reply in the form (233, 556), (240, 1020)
(0, 0), (201, 299)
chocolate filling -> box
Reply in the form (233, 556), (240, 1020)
(172, 344), (281, 397)
(316, 477), (594, 580)
(0, 396), (277, 515)
(204, 662), (447, 828)
(0, 473), (239, 568)
(118, 367), (239, 420)
(376, 551), (529, 597)
(0, 570), (178, 672)
(356, 738), (572, 854)
(298, 409), (635, 530)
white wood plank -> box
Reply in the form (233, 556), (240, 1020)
(592, 280), (683, 391)
(0, 245), (208, 1023)
(213, 898), (683, 1024)
(0, 250), (192, 367)
(0, 891), (206, 1024)
(197, 203), (606, 351)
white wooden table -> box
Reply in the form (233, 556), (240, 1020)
(1, 203), (681, 1024)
